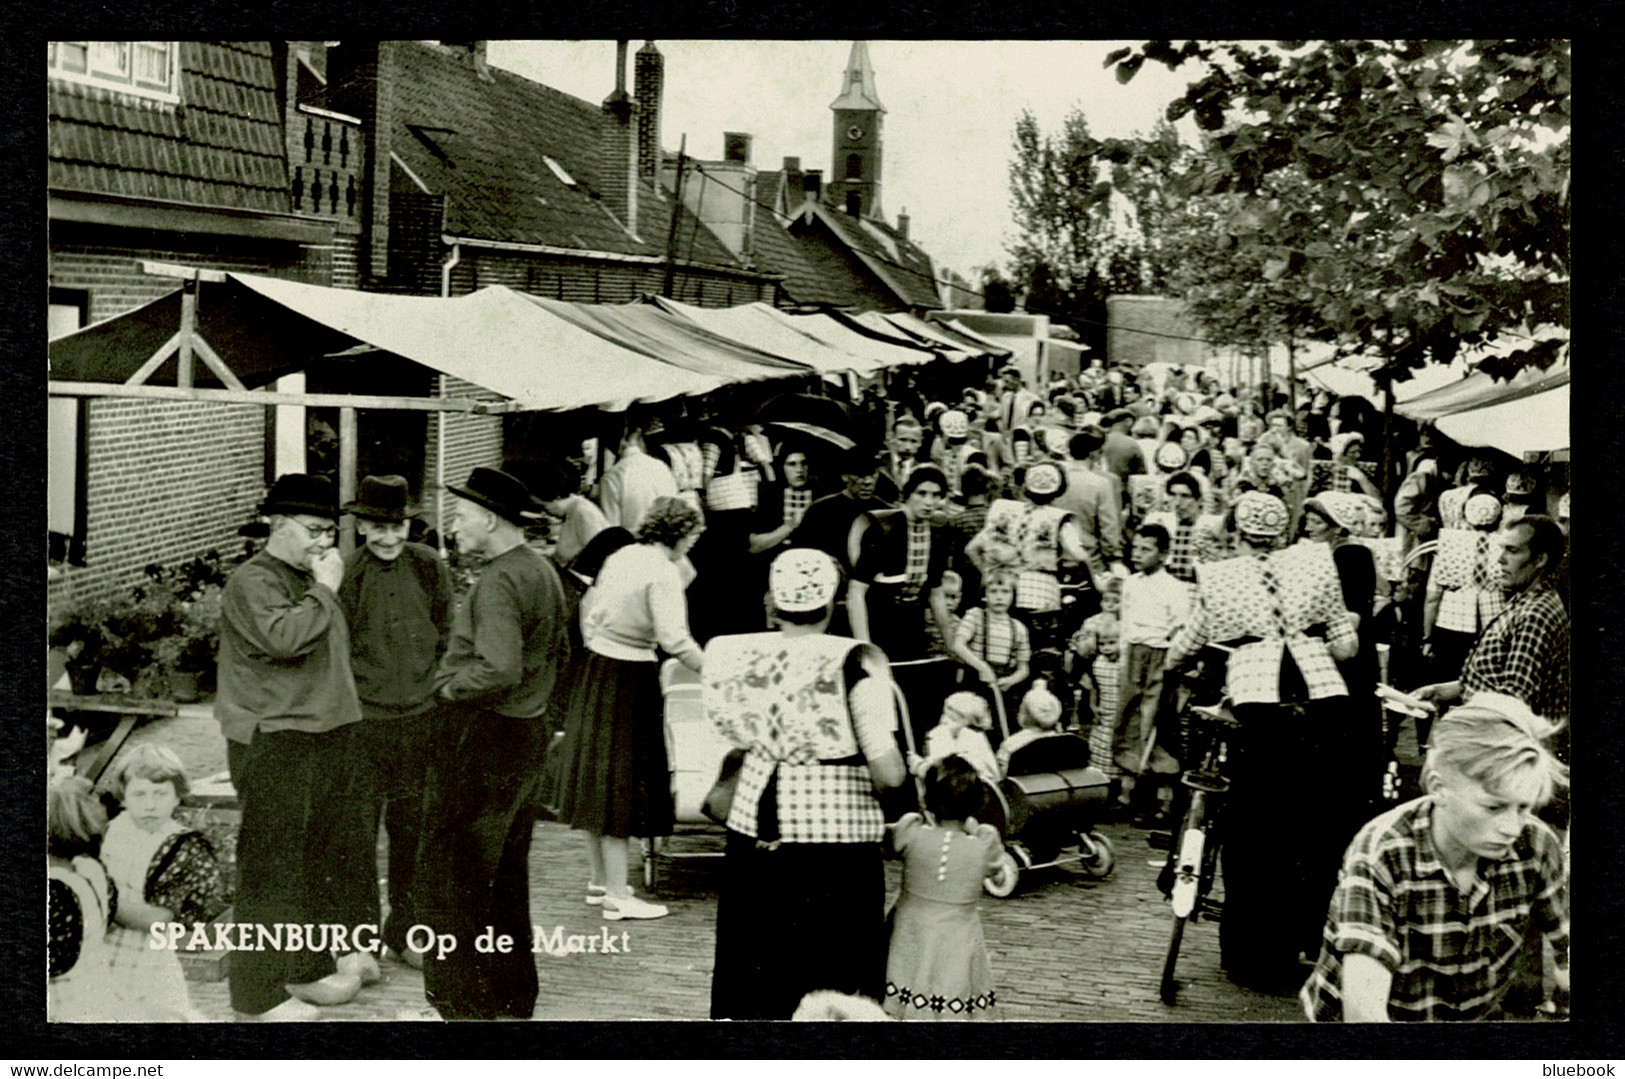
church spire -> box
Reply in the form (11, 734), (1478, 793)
(830, 41), (885, 219)
(829, 40), (886, 113)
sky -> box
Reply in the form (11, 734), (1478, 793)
(486, 41), (1197, 282)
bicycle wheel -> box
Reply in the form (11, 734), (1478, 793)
(1160, 911), (1187, 1005)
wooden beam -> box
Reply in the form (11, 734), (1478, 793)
(177, 283), (197, 389)
(140, 260), (230, 283)
(122, 332), (183, 386)
(190, 331), (248, 392)
(338, 406), (358, 557)
(49, 381), (517, 413)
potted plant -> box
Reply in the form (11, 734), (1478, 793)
(48, 602), (111, 695)
(152, 583), (222, 702)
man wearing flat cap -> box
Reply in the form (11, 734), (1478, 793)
(336, 475), (453, 974)
(413, 467), (569, 1020)
(217, 473), (367, 1020)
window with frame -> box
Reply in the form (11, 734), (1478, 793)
(49, 41), (179, 103)
(48, 289), (90, 566)
(845, 153), (863, 180)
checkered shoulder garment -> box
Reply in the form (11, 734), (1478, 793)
(1301, 797), (1568, 1022)
(702, 632), (896, 844)
(1169, 542), (1356, 705)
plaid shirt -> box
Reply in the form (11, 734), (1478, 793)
(1302, 797), (1569, 1022)
(1460, 582), (1570, 721)
(1168, 546), (1356, 705)
(955, 606), (1031, 675)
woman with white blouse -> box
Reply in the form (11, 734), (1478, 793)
(552, 496), (705, 921)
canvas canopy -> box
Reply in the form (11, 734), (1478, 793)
(514, 293), (816, 383)
(835, 310), (970, 363)
(648, 296), (888, 377)
(47, 273), (800, 411)
(878, 311), (996, 361)
(753, 306), (938, 368)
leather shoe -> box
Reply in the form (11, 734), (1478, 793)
(236, 997), (321, 1022)
(337, 950), (382, 985)
(386, 945), (424, 971)
(285, 972), (362, 1006)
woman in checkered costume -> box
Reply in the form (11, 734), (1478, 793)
(1164, 491), (1362, 993)
(705, 549), (908, 1020)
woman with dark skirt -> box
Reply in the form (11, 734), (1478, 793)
(1302, 492), (1388, 823)
(849, 465), (956, 752)
(552, 497), (704, 921)
(705, 548), (908, 1019)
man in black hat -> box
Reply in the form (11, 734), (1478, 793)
(411, 467), (570, 1020)
(217, 473), (366, 1021)
(336, 475), (453, 974)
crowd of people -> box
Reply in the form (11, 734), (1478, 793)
(47, 355), (1571, 1024)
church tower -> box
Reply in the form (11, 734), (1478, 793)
(830, 41), (885, 219)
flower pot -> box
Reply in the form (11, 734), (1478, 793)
(65, 663), (102, 696)
(168, 670), (202, 703)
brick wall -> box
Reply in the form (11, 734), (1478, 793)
(422, 376), (507, 533)
(48, 227), (332, 610)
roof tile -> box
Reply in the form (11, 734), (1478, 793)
(50, 41), (289, 213)
(386, 42), (748, 272)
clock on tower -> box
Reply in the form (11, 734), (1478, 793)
(847, 124), (864, 141)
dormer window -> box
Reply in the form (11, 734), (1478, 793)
(543, 155), (577, 188)
(50, 41), (179, 104)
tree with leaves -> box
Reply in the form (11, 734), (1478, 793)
(1109, 40), (1570, 383)
(1005, 109), (1178, 355)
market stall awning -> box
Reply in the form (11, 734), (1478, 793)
(835, 310), (970, 363)
(649, 297), (888, 377)
(759, 308), (937, 368)
(1433, 381), (1570, 458)
(515, 294), (817, 384)
(48, 273), (731, 411)
(1394, 360), (1571, 423)
(879, 311), (999, 361)
(936, 319), (1014, 359)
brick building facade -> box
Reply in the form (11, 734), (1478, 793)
(48, 41), (360, 607)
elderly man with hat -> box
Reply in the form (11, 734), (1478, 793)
(335, 475), (453, 974)
(216, 473), (367, 1020)
(411, 467), (570, 1020)
(1164, 490), (1360, 993)
(705, 547), (907, 1019)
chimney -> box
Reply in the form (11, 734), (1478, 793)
(440, 41), (491, 80)
(634, 41), (663, 188)
(599, 41), (639, 234)
(723, 132), (752, 165)
(897, 206), (909, 241)
(803, 168), (823, 204)
(780, 156), (803, 214)
(326, 41), (394, 283)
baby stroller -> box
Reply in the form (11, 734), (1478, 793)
(986, 689), (1116, 896)
(641, 659), (735, 892)
(896, 679), (1115, 898)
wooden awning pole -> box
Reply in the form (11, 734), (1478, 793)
(339, 406), (358, 556)
(177, 279), (198, 390)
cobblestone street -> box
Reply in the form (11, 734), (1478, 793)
(183, 810), (1304, 1024)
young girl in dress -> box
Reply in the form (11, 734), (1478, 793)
(1070, 577), (1123, 786)
(882, 756), (1001, 1021)
(100, 744), (229, 1022)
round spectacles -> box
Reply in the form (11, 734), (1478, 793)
(288, 518), (337, 540)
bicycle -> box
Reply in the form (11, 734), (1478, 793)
(1156, 677), (1239, 1006)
